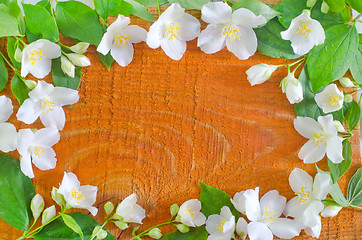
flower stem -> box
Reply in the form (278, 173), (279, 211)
(22, 213), (63, 238)
(88, 217), (111, 240)
(291, 59), (306, 73)
(157, 0), (161, 17)
(129, 220), (176, 240)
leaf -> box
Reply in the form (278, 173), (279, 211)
(109, 0), (135, 17)
(328, 140), (352, 183)
(55, 1), (103, 45)
(134, 0), (169, 6)
(11, 75), (30, 105)
(199, 182), (239, 219)
(345, 0), (362, 13)
(347, 167), (362, 206)
(123, 0), (155, 21)
(26, 28), (42, 43)
(324, 0), (346, 13)
(60, 213), (84, 240)
(34, 212), (116, 240)
(232, 0), (281, 22)
(97, 25), (114, 70)
(307, 24), (358, 92)
(0, 4), (20, 37)
(167, 0), (211, 10)
(7, 37), (21, 69)
(0, 154), (35, 231)
(350, 44), (362, 83)
(161, 226), (208, 240)
(23, 4), (59, 42)
(94, 0), (119, 20)
(254, 18), (300, 59)
(0, 54), (8, 91)
(345, 100), (360, 131)
(52, 57), (82, 90)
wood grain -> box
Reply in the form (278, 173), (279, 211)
(0, 1), (361, 239)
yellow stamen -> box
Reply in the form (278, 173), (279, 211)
(328, 94), (341, 105)
(29, 49), (43, 65)
(114, 33), (129, 48)
(185, 207), (195, 218)
(311, 132), (326, 148)
(262, 206), (278, 223)
(165, 22), (181, 40)
(71, 188), (85, 203)
(221, 24), (241, 43)
(217, 220), (226, 231)
(297, 24), (311, 38)
(296, 187), (311, 205)
(41, 100), (56, 114)
(33, 146), (45, 158)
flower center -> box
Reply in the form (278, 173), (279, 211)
(296, 186), (311, 205)
(71, 188), (85, 203)
(165, 22), (180, 40)
(185, 207), (195, 218)
(29, 49), (43, 65)
(297, 23), (311, 38)
(328, 94), (341, 105)
(41, 100), (56, 114)
(33, 146), (45, 158)
(217, 220), (226, 231)
(311, 132), (326, 148)
(262, 206), (278, 223)
(221, 24), (241, 43)
(113, 33), (129, 48)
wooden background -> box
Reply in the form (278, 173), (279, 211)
(0, 1), (361, 239)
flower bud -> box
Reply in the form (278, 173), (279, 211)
(69, 42), (90, 54)
(175, 214), (181, 222)
(92, 226), (108, 240)
(176, 224), (190, 233)
(246, 64), (278, 86)
(61, 55), (75, 78)
(307, 0), (317, 8)
(31, 194), (44, 220)
(321, 1), (329, 13)
(339, 77), (355, 88)
(14, 47), (22, 62)
(321, 204), (342, 217)
(148, 228), (162, 239)
(67, 53), (91, 67)
(24, 80), (37, 90)
(42, 205), (56, 224)
(114, 220), (128, 230)
(104, 201), (115, 215)
(344, 94), (353, 103)
(51, 187), (66, 207)
(333, 120), (345, 132)
(170, 203), (179, 217)
(281, 72), (303, 104)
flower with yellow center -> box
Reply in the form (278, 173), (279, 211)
(115, 193), (146, 224)
(178, 199), (206, 227)
(315, 84), (344, 113)
(205, 206), (235, 240)
(57, 172), (98, 216)
(281, 10), (325, 55)
(197, 2), (266, 60)
(294, 115), (344, 163)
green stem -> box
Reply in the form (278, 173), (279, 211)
(291, 59), (306, 74)
(157, 0), (161, 17)
(351, 205), (362, 210)
(0, 50), (18, 72)
(23, 215), (61, 238)
(58, 42), (72, 51)
(130, 220), (176, 240)
(14, 36), (27, 47)
(88, 217), (110, 240)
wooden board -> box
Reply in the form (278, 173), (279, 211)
(0, 2), (361, 239)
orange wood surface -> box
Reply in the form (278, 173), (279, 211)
(0, 1), (361, 239)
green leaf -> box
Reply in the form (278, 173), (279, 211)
(328, 140), (352, 183)
(34, 212), (117, 240)
(199, 182), (239, 219)
(55, 1), (103, 45)
(109, 0), (134, 17)
(254, 18), (300, 59)
(97, 25), (114, 70)
(52, 57), (82, 90)
(11, 75), (30, 105)
(7, 37), (21, 69)
(25, 28), (42, 43)
(123, 0), (155, 21)
(0, 154), (35, 231)
(0, 54), (8, 91)
(324, 0), (346, 12)
(0, 4), (20, 37)
(347, 167), (362, 206)
(60, 213), (84, 240)
(307, 24), (358, 92)
(350, 44), (362, 83)
(232, 0), (280, 21)
(345, 0), (362, 13)
(345, 100), (360, 131)
(134, 0), (169, 6)
(94, 0), (119, 20)
(161, 226), (208, 240)
(167, 0), (211, 10)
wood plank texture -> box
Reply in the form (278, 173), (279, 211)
(0, 1), (361, 239)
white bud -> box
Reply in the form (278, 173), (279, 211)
(114, 220), (128, 230)
(281, 72), (303, 104)
(333, 120), (345, 132)
(104, 201), (114, 215)
(92, 226), (107, 240)
(344, 94), (353, 103)
(42, 205), (56, 224)
(67, 53), (91, 67)
(170, 204), (179, 217)
(321, 205), (342, 217)
(31, 194), (44, 220)
(51, 187), (66, 207)
(61, 55), (75, 78)
(307, 0), (317, 8)
(24, 80), (37, 90)
(321, 1), (329, 13)
(246, 64), (278, 86)
(176, 224), (190, 233)
(69, 42), (90, 54)
(148, 228), (162, 239)
(14, 47), (22, 62)
(339, 77), (355, 88)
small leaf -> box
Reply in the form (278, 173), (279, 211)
(123, 0), (155, 21)
(94, 0), (119, 20)
(109, 0), (134, 17)
(0, 154), (35, 231)
(345, 0), (362, 13)
(328, 140), (352, 183)
(161, 226), (208, 240)
(199, 182), (239, 219)
(345, 100), (360, 131)
(167, 0), (211, 10)
(52, 57), (82, 90)
(0, 53), (8, 91)
(60, 213), (84, 240)
(0, 4), (20, 37)
(232, 0), (281, 22)
(347, 167), (362, 206)
(11, 75), (30, 105)
(6, 37), (21, 69)
(350, 44), (362, 83)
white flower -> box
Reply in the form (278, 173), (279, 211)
(339, 77), (355, 88)
(42, 205), (56, 224)
(97, 15), (147, 67)
(21, 39), (61, 79)
(246, 64), (278, 86)
(198, 2), (266, 60)
(0, 96), (17, 152)
(61, 55), (75, 78)
(231, 191), (246, 214)
(146, 3), (200, 60)
(294, 115), (344, 163)
(281, 72), (303, 104)
(115, 193), (146, 224)
(178, 199), (206, 227)
(315, 84), (344, 113)
(57, 172), (98, 216)
(245, 188), (301, 240)
(205, 206), (235, 240)
(16, 81), (79, 130)
(66, 53), (90, 67)
(30, 194), (44, 220)
(69, 42), (90, 54)
(284, 168), (331, 236)
(236, 217), (248, 240)
(281, 10), (325, 55)
(17, 128), (60, 179)
(321, 204), (342, 218)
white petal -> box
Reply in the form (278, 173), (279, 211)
(298, 139), (326, 163)
(178, 13), (200, 41)
(40, 106), (66, 130)
(16, 99), (42, 124)
(268, 218), (301, 239)
(87, 206), (98, 216)
(220, 206), (233, 220)
(207, 235), (230, 240)
(58, 172), (80, 196)
(312, 173), (331, 200)
(289, 35), (316, 55)
(28, 58), (52, 79)
(289, 168), (313, 195)
(247, 222), (273, 240)
(33, 128), (60, 147)
(317, 115), (337, 136)
(284, 196), (308, 218)
(32, 147), (57, 170)
(29, 81), (55, 100)
(236, 217), (248, 239)
(260, 190), (285, 219)
(160, 38), (186, 61)
(303, 200), (324, 228)
(197, 24), (226, 54)
(36, 39), (61, 59)
(51, 87), (79, 106)
(326, 136), (343, 163)
(159, 3), (185, 22)
(0, 123), (17, 152)
(97, 31), (114, 55)
(123, 25), (147, 44)
(116, 193), (146, 224)
(304, 220), (321, 238)
(78, 185), (98, 207)
(206, 214), (224, 235)
(107, 15), (130, 33)
(193, 212), (207, 227)
(110, 44), (134, 67)
(231, 191), (246, 214)
(244, 187), (261, 222)
(314, 84), (343, 114)
(201, 2), (232, 25)
(293, 116), (322, 139)
(146, 21), (162, 49)
(0, 96), (13, 122)
(226, 27), (257, 60)
(231, 8), (266, 28)
(17, 129), (34, 156)
(20, 153), (34, 178)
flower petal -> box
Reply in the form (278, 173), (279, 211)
(20, 153), (34, 178)
(298, 139), (326, 163)
(198, 24), (226, 54)
(111, 43), (134, 67)
(293, 116), (322, 139)
(284, 196), (308, 218)
(312, 172), (331, 200)
(268, 218), (301, 239)
(317, 115), (337, 136)
(29, 81), (55, 100)
(326, 136), (343, 163)
(289, 168), (313, 195)
(226, 27), (257, 60)
(303, 200), (324, 228)
(260, 190), (285, 219)
(33, 128), (60, 147)
(107, 15), (130, 33)
(244, 187), (260, 222)
(16, 99), (42, 125)
(51, 87), (79, 106)
(247, 221), (273, 240)
(123, 25), (147, 44)
(28, 58), (52, 79)
(236, 217), (248, 239)
(0, 123), (17, 152)
(0, 96), (13, 123)
(97, 31), (114, 55)
(231, 191), (246, 214)
(58, 172), (81, 196)
(160, 38), (186, 61)
(159, 3), (185, 22)
(40, 106), (66, 130)
(17, 129), (34, 155)
(32, 147), (57, 170)
(146, 21), (162, 49)
(314, 84), (343, 114)
(231, 8), (266, 28)
(201, 2), (232, 25)
(178, 13), (200, 41)
(37, 39), (61, 59)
